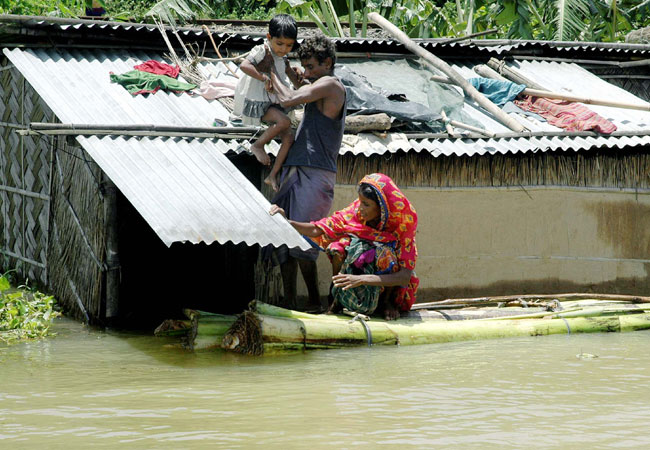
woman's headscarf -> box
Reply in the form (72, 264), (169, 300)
(311, 173), (419, 311)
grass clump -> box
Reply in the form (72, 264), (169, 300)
(0, 272), (61, 344)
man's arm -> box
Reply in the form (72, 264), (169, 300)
(270, 71), (334, 108)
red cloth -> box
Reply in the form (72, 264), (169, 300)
(311, 173), (419, 312)
(134, 60), (180, 79)
(514, 95), (617, 134)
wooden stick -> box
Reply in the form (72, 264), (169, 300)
(439, 110), (457, 136)
(448, 118), (496, 137)
(368, 12), (525, 132)
(202, 25), (240, 79)
(412, 292), (650, 310)
(438, 66), (650, 112)
(441, 28), (498, 44)
(521, 87), (650, 111)
(486, 57), (546, 90)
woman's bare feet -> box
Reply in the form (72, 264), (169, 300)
(264, 173), (279, 191)
(383, 302), (400, 320)
(249, 141), (270, 166)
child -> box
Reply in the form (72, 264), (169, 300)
(232, 14), (302, 191)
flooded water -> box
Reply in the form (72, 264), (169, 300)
(2, 317), (650, 449)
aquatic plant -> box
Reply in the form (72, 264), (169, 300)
(0, 273), (60, 344)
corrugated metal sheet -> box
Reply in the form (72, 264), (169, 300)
(4, 16), (650, 57)
(78, 135), (309, 249)
(339, 58), (650, 156)
(4, 47), (308, 250)
(5, 46), (650, 162)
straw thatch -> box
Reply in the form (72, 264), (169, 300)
(337, 148), (650, 189)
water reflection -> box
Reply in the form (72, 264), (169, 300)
(2, 317), (650, 448)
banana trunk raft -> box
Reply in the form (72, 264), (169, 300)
(154, 294), (650, 355)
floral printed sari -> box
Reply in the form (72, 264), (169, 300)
(310, 173), (419, 312)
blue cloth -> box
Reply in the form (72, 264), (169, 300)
(468, 77), (526, 106)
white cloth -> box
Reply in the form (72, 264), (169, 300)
(232, 41), (294, 126)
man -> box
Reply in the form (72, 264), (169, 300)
(269, 33), (347, 313)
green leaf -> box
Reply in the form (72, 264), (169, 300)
(0, 276), (9, 292)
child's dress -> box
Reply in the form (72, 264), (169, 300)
(232, 41), (294, 126)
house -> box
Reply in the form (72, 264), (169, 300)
(1, 15), (650, 325)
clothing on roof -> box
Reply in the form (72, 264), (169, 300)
(134, 60), (180, 78)
(468, 77), (527, 107)
(193, 78), (237, 100)
(514, 95), (617, 134)
(109, 70), (196, 95)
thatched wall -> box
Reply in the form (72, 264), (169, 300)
(47, 137), (106, 322)
(337, 147), (650, 188)
(0, 59), (51, 286)
(0, 56), (106, 323)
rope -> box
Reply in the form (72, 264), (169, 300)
(561, 317), (572, 335)
(345, 310), (373, 346)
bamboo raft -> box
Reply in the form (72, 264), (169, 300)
(154, 294), (650, 356)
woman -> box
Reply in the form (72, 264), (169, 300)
(270, 173), (418, 320)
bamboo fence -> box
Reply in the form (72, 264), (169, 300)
(0, 57), (107, 323)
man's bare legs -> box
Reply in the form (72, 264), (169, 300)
(326, 251), (344, 314)
(279, 256), (298, 309)
(279, 256), (326, 312)
(249, 106), (290, 168)
(298, 259), (327, 312)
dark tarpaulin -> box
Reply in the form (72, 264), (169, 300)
(335, 64), (441, 124)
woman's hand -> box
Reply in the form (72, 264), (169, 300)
(332, 273), (368, 290)
(269, 204), (286, 218)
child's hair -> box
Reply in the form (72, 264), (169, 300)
(269, 14), (298, 41)
(297, 33), (337, 66)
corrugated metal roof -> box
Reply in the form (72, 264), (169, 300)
(338, 58), (650, 156)
(4, 43), (650, 171)
(4, 47), (308, 250)
(5, 45), (650, 163)
(3, 15), (650, 57)
(78, 135), (308, 249)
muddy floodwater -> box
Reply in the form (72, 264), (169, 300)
(2, 317), (650, 449)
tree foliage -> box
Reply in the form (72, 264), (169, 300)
(1, 0), (649, 42)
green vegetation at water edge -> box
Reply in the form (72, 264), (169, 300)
(0, 273), (60, 344)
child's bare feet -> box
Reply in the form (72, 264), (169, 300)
(264, 173), (279, 191)
(249, 141), (270, 166)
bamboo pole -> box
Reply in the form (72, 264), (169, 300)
(367, 12), (525, 132)
(103, 177), (119, 321)
(412, 293), (650, 310)
(486, 57), (546, 90)
(436, 65), (650, 112)
(439, 110), (457, 137)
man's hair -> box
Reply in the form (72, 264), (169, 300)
(269, 14), (298, 40)
(297, 33), (337, 66)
